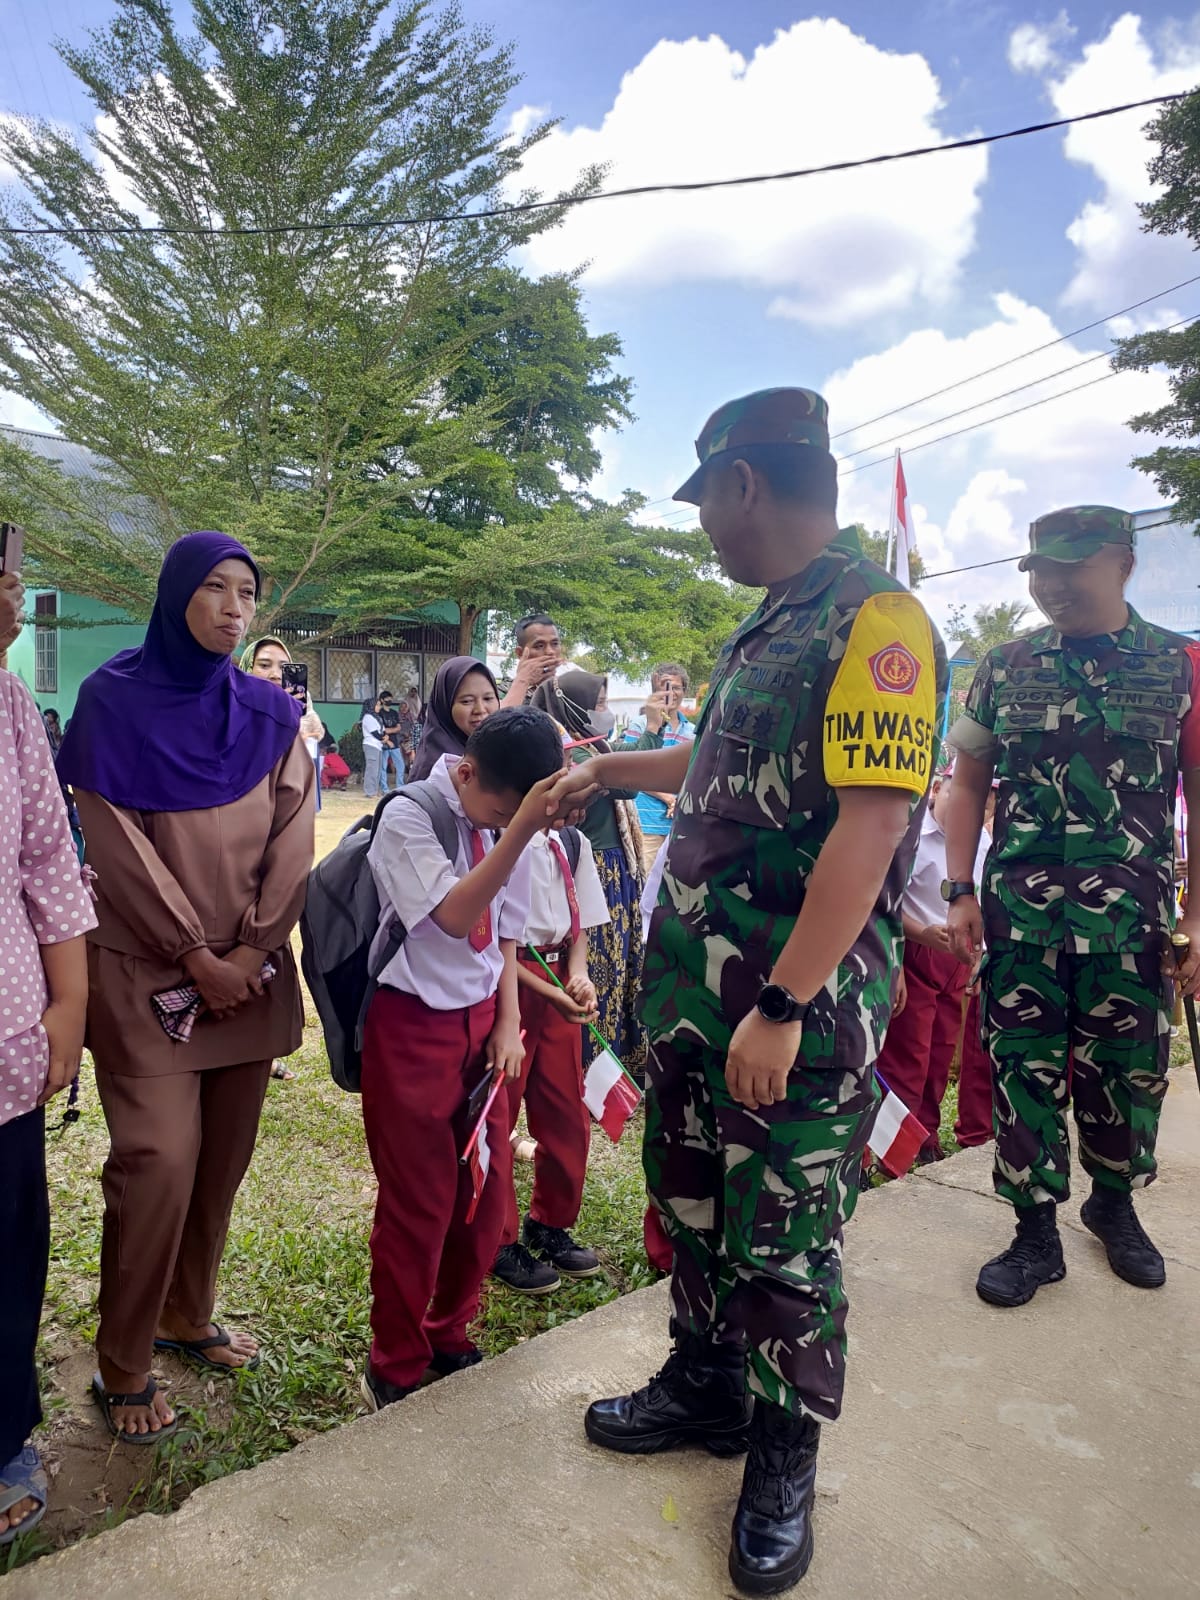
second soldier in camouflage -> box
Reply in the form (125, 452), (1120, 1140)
(945, 504), (1200, 1307)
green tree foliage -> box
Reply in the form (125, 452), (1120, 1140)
(945, 599), (1034, 721)
(1112, 91), (1200, 519)
(0, 0), (599, 628)
(842, 523), (927, 585)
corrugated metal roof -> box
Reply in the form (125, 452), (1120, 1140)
(0, 423), (160, 539)
(0, 424), (113, 482)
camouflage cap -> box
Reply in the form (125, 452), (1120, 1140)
(673, 387), (831, 504)
(1017, 505), (1135, 570)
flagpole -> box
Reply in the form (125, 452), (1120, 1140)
(885, 447), (899, 574)
(529, 947), (642, 1092)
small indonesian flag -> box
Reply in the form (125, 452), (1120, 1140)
(583, 1049), (642, 1143)
(892, 451), (912, 590)
(465, 1118), (491, 1223)
(868, 1085), (927, 1177)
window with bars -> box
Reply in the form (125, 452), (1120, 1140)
(34, 593), (57, 693)
(375, 651), (421, 699)
(324, 648), (374, 704)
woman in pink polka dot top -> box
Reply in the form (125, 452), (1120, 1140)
(0, 579), (97, 1546)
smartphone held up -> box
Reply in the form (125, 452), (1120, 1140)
(281, 661), (309, 707)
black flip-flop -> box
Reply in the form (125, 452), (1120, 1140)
(153, 1323), (261, 1374)
(91, 1373), (179, 1446)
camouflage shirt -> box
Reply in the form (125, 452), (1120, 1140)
(642, 548), (948, 1059)
(949, 609), (1200, 954)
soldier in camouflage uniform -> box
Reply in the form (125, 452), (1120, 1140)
(550, 389), (947, 1596)
(945, 506), (1200, 1309)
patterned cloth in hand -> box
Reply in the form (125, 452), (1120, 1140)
(151, 961), (276, 1043)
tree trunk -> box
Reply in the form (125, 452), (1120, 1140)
(458, 604), (480, 655)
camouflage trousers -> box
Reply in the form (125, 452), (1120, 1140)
(981, 939), (1171, 1208)
(643, 1029), (877, 1423)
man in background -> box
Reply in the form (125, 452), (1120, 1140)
(502, 614), (562, 708)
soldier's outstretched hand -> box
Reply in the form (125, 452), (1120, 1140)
(947, 895), (983, 967)
(725, 1011), (803, 1111)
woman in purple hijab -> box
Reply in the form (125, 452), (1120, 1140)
(408, 655), (501, 782)
(60, 533), (315, 1445)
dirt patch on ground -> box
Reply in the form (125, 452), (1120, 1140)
(35, 1341), (238, 1550)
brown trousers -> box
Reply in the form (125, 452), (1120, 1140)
(95, 1061), (271, 1375)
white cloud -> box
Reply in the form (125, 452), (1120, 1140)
(505, 20), (988, 326)
(1012, 12), (1200, 313)
(827, 294), (1171, 630)
(1008, 12), (1075, 75)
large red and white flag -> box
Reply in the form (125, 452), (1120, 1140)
(583, 1048), (642, 1143)
(891, 450), (912, 589)
(868, 1082), (928, 1177)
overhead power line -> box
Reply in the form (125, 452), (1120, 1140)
(0, 91), (1187, 239)
(841, 308), (1199, 463)
(830, 270), (1200, 440)
(919, 516), (1178, 581)
(840, 368), (1127, 477)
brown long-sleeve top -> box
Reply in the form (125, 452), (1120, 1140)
(74, 736), (315, 1076)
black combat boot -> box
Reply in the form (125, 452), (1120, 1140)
(584, 1326), (751, 1456)
(1079, 1184), (1166, 1288)
(728, 1401), (821, 1596)
(975, 1200), (1065, 1306)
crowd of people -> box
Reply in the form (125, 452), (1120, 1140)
(1, 383), (1197, 1598)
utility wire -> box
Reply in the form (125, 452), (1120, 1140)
(841, 309), (1198, 463)
(918, 516), (1179, 581)
(0, 91), (1187, 238)
(840, 368), (1125, 477)
(830, 270), (1200, 440)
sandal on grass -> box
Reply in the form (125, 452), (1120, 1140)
(91, 1374), (178, 1446)
(0, 1446), (48, 1546)
(270, 1060), (295, 1080)
(153, 1323), (260, 1374)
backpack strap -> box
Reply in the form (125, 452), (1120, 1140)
(559, 824), (583, 876)
(374, 780), (461, 859)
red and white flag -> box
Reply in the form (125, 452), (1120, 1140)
(868, 1084), (927, 1177)
(891, 450), (912, 589)
(465, 1119), (492, 1223)
(583, 1048), (642, 1143)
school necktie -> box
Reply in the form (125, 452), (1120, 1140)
(547, 835), (581, 945)
(468, 827), (493, 953)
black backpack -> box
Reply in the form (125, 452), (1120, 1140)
(300, 783), (459, 1091)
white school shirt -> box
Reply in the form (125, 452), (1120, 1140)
(362, 713), (383, 752)
(367, 755), (531, 1010)
(904, 804), (990, 931)
(523, 828), (609, 948)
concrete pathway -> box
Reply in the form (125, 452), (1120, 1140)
(6, 1069), (1198, 1600)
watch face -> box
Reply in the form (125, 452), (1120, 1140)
(940, 879), (954, 902)
(758, 984), (796, 1023)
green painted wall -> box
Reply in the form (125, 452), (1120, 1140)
(9, 591), (485, 735)
(7, 592), (143, 719)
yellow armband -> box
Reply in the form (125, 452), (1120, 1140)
(823, 592), (937, 793)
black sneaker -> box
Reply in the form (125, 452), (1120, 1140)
(492, 1241), (561, 1295)
(976, 1202), (1066, 1307)
(360, 1358), (418, 1412)
(524, 1217), (602, 1279)
(427, 1345), (484, 1379)
(1080, 1188), (1166, 1288)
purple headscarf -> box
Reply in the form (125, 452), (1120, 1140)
(408, 655), (499, 782)
(57, 531), (300, 813)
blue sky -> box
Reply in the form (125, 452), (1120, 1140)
(3, 1), (1200, 632)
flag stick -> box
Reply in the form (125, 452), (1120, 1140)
(528, 947), (642, 1092)
(885, 447), (899, 574)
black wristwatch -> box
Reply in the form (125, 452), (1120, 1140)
(941, 879), (976, 904)
(756, 983), (809, 1025)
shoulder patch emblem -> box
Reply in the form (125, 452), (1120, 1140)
(869, 641), (921, 696)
